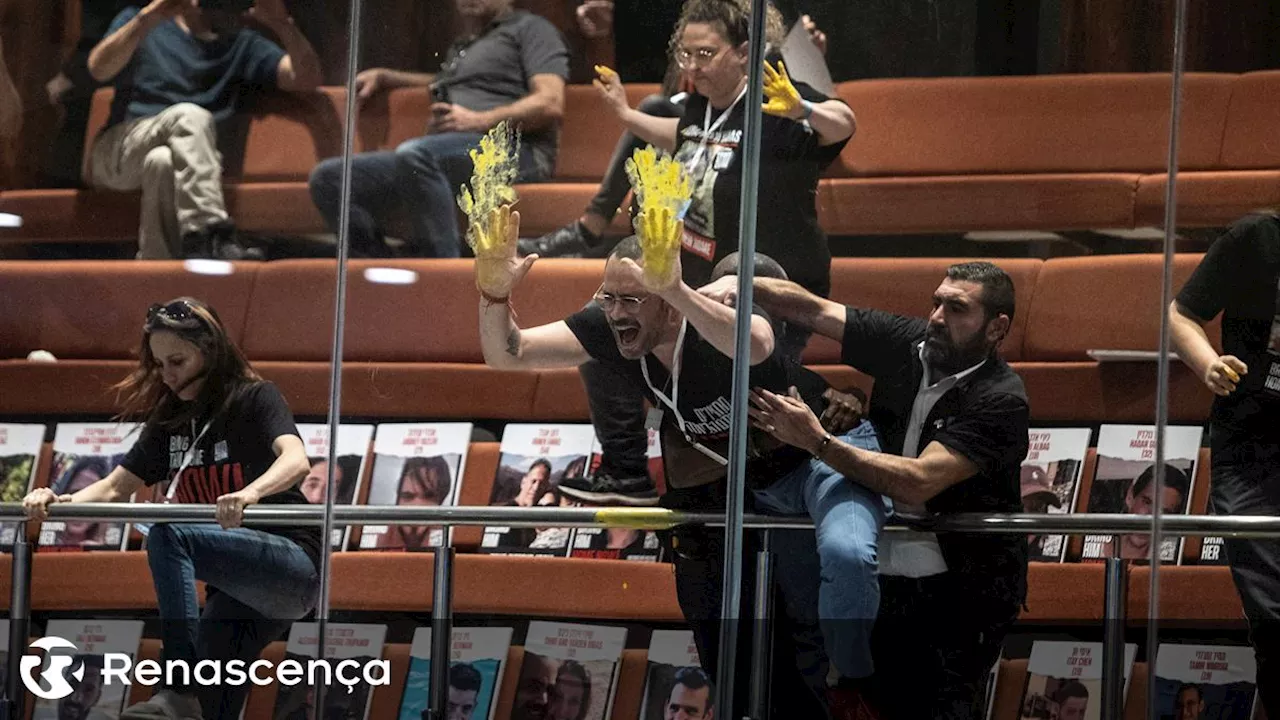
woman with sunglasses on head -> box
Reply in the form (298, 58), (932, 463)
(23, 297), (320, 720)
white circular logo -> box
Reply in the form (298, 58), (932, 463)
(20, 636), (84, 700)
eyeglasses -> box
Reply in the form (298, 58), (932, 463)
(675, 45), (729, 70)
(593, 287), (652, 313)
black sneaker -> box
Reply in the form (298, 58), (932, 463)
(518, 220), (600, 258)
(559, 471), (659, 506)
(208, 221), (265, 261)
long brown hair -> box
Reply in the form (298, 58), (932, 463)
(113, 297), (262, 431)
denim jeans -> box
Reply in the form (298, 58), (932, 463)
(659, 485), (833, 719)
(1209, 436), (1280, 718)
(146, 524), (319, 717)
(309, 132), (543, 258)
(750, 421), (890, 680)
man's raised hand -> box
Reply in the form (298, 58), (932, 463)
(474, 204), (535, 302)
(636, 205), (683, 294)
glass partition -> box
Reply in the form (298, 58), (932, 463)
(17, 0), (1280, 717)
(0, 0), (354, 716)
(1150, 0), (1280, 718)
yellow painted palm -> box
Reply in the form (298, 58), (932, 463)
(625, 146), (691, 289)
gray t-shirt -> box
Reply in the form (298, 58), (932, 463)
(434, 10), (570, 176)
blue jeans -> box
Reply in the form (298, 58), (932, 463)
(750, 421), (890, 680)
(309, 132), (543, 258)
(147, 524), (319, 716)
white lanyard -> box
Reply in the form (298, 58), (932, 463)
(685, 84), (748, 179)
(640, 320), (729, 465)
(641, 319), (689, 428)
(135, 417), (212, 537)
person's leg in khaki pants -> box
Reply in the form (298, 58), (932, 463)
(89, 103), (228, 259)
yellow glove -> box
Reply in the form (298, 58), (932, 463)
(637, 205), (683, 292)
(762, 60), (806, 120)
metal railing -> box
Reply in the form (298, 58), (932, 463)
(0, 503), (1271, 720)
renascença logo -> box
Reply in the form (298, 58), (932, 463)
(21, 637), (84, 699)
(20, 636), (391, 699)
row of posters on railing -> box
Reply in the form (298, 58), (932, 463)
(0, 421), (1223, 564)
(2, 616), (1263, 720)
(0, 422), (662, 561)
(1, 618), (699, 720)
(997, 641), (1263, 720)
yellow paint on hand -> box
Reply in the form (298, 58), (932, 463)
(457, 121), (520, 256)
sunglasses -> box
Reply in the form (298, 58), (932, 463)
(146, 300), (207, 330)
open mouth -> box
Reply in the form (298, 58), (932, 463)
(615, 326), (640, 346)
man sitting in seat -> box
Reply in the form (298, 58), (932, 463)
(308, 0), (569, 258)
(86, 0), (322, 260)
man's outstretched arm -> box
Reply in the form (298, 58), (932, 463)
(475, 206), (591, 370)
(479, 302), (590, 370)
(700, 275), (847, 342)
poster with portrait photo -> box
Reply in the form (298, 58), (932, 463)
(1081, 425), (1203, 564)
(398, 626), (512, 720)
(359, 423), (473, 552)
(480, 424), (595, 558)
(1154, 644), (1258, 720)
(32, 619), (143, 720)
(295, 423), (374, 550)
(0, 424), (45, 550)
(1022, 428), (1090, 563)
(1018, 641), (1136, 720)
(519, 621), (627, 720)
(271, 622), (387, 720)
(40, 423), (141, 552)
(639, 631), (710, 720)
(570, 431), (663, 562)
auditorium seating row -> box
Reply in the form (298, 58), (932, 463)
(2, 71), (1279, 244)
(0, 254), (1223, 423)
(0, 253), (1247, 636)
(0, 638), (1178, 720)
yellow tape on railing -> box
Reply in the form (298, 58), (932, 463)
(592, 508), (686, 530)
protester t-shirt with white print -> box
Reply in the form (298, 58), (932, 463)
(564, 304), (826, 485)
(673, 55), (848, 298)
(121, 382), (321, 568)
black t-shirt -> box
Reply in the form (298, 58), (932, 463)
(104, 7), (284, 131)
(1175, 213), (1280, 455)
(564, 304), (825, 487)
(121, 382), (322, 572)
(674, 66), (848, 297)
(841, 307), (1031, 603)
